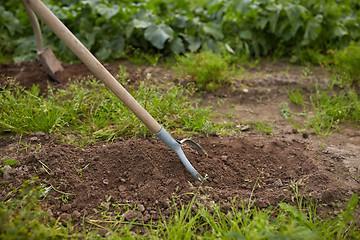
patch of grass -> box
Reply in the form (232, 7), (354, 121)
(0, 177), (77, 239)
(252, 121), (274, 135)
(288, 89), (305, 106)
(285, 85), (360, 136)
(1, 177), (359, 239)
(174, 51), (233, 92)
(307, 88), (360, 135)
(333, 41), (360, 87)
(0, 77), (215, 145)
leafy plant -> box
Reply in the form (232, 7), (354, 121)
(2, 0), (360, 62)
(174, 51), (232, 91)
(280, 102), (292, 120)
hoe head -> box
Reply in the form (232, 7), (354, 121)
(156, 127), (207, 182)
(38, 47), (63, 83)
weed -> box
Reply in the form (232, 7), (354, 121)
(307, 88), (360, 135)
(333, 41), (360, 86)
(288, 89), (305, 106)
(280, 102), (292, 120)
(76, 163), (90, 179)
(252, 121), (273, 135)
(301, 66), (314, 79)
(0, 177), (78, 239)
(174, 51), (232, 91)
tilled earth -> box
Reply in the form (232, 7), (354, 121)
(1, 61), (359, 229)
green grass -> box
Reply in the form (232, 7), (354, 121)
(0, 77), (215, 145)
(252, 121), (274, 135)
(284, 87), (360, 136)
(307, 88), (360, 135)
(1, 178), (359, 239)
(333, 41), (360, 87)
(174, 51), (233, 92)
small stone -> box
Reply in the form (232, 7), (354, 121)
(143, 213), (151, 222)
(30, 136), (40, 142)
(241, 125), (251, 131)
(273, 179), (283, 187)
(71, 210), (81, 219)
(302, 132), (309, 139)
(124, 210), (142, 221)
(103, 179), (109, 185)
(59, 213), (71, 222)
(138, 204), (145, 212)
(243, 88), (249, 93)
(118, 185), (126, 191)
(120, 178), (126, 183)
(47, 209), (54, 218)
(221, 155), (228, 161)
(60, 204), (71, 212)
(2, 165), (12, 180)
(35, 131), (46, 136)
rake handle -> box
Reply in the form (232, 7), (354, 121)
(24, 0), (162, 134)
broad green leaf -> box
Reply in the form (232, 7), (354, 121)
(125, 23), (134, 38)
(0, 6), (20, 36)
(4, 159), (17, 166)
(203, 24), (224, 40)
(257, 17), (269, 30)
(96, 4), (119, 19)
(185, 36), (201, 51)
(302, 15), (323, 45)
(144, 24), (174, 49)
(133, 19), (153, 29)
(333, 25), (348, 38)
(172, 14), (188, 29)
(285, 4), (301, 28)
(233, 0), (251, 15)
(269, 9), (281, 33)
(170, 37), (185, 53)
(95, 40), (112, 60)
(81, 0), (101, 7)
(239, 30), (252, 40)
(109, 34), (125, 58)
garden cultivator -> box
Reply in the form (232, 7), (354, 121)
(22, 0), (63, 83)
(23, 0), (206, 181)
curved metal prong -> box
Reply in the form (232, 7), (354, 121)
(156, 127), (205, 182)
(178, 139), (208, 157)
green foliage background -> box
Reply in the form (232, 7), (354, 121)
(1, 0), (360, 62)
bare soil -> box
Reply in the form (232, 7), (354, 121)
(1, 61), (359, 229)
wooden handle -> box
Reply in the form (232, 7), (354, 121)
(24, 0), (162, 134)
(22, 0), (43, 52)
